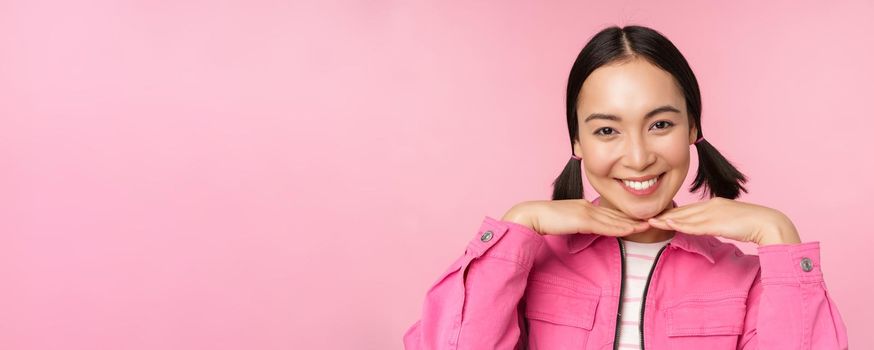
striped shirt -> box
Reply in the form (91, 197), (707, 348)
(616, 236), (672, 349)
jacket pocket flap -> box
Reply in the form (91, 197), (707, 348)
(665, 297), (746, 336)
(523, 276), (600, 330)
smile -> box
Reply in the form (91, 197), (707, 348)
(614, 172), (664, 195)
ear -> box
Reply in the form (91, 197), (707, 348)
(688, 124), (699, 145)
(573, 139), (583, 158)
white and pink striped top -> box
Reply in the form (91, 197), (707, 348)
(615, 236), (672, 350)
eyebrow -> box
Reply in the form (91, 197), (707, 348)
(583, 105), (681, 123)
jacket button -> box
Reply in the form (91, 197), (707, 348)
(481, 230), (494, 242)
(800, 257), (813, 272)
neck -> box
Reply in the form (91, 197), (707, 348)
(622, 227), (675, 243)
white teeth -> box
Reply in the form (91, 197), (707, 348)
(623, 176), (659, 190)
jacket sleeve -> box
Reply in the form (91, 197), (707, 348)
(738, 241), (849, 350)
(403, 215), (545, 350)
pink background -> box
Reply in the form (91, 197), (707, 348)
(1, 1), (871, 349)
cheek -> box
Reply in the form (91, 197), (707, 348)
(659, 151), (692, 188)
(652, 138), (691, 166)
(580, 154), (614, 178)
(579, 142), (615, 176)
(663, 146), (691, 168)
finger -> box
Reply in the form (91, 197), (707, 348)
(600, 213), (650, 233)
(594, 207), (633, 221)
(593, 217), (639, 237)
(653, 203), (708, 221)
(662, 218), (715, 237)
(589, 212), (643, 234)
(597, 207), (650, 226)
(651, 206), (691, 220)
(653, 209), (700, 223)
(646, 217), (672, 230)
(648, 213), (707, 230)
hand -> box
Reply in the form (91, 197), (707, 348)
(645, 197), (802, 246)
(502, 199), (651, 237)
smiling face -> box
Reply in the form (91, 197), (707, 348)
(573, 57), (698, 220)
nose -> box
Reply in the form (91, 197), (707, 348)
(620, 133), (656, 171)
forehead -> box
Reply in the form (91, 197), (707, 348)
(578, 58), (685, 116)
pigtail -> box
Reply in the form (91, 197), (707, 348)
(690, 138), (749, 200)
(551, 156), (584, 200)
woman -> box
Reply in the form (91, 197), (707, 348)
(403, 25), (848, 350)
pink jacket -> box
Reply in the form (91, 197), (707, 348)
(403, 196), (848, 349)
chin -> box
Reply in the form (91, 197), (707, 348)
(624, 209), (655, 220)
(618, 199), (670, 220)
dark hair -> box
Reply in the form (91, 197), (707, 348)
(552, 25), (748, 201)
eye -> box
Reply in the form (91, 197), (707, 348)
(651, 120), (674, 130)
(594, 121), (674, 137)
(594, 127), (616, 136)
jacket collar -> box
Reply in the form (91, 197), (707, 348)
(566, 196), (716, 264)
